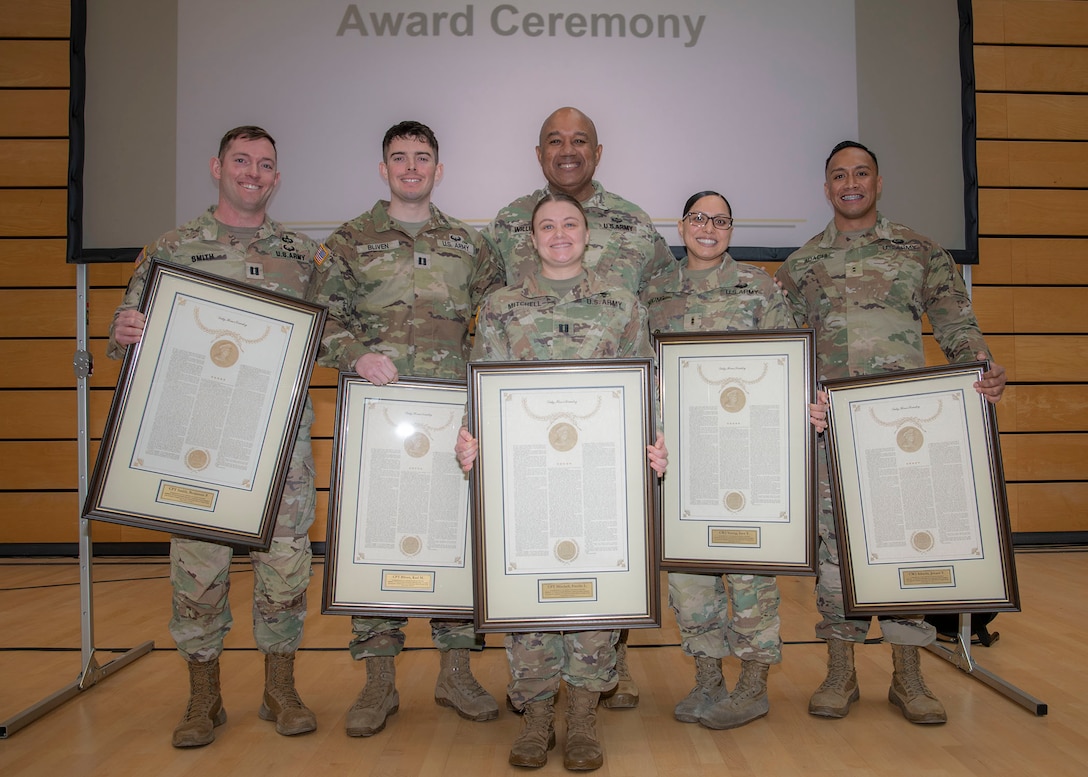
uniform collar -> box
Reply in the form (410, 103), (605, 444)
(817, 212), (894, 248)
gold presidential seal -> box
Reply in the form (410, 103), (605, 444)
(723, 491), (746, 512)
(720, 387), (746, 413)
(400, 535), (422, 557)
(554, 539), (579, 563)
(911, 530), (935, 553)
(404, 431), (430, 458)
(185, 448), (210, 471)
(548, 422), (578, 452)
(209, 339), (240, 368)
(897, 425), (924, 453)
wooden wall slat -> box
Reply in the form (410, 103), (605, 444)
(1007, 482), (1088, 533)
(979, 189), (1088, 235)
(973, 0), (1088, 46)
(977, 140), (1088, 187)
(0, 91), (69, 137)
(0, 40), (69, 88)
(0, 239), (72, 285)
(0, 289), (124, 337)
(0, 189), (67, 237)
(975, 45), (1088, 93)
(977, 94), (1088, 139)
(963, 287), (1015, 334)
(974, 238), (1088, 285)
(1002, 433), (1088, 481)
(0, 0), (69, 38)
(1011, 335), (1088, 381)
(0, 139), (67, 187)
(0, 441), (79, 489)
(0, 340), (120, 388)
(1002, 385), (1088, 433)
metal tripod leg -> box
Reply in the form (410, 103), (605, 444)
(924, 613), (1047, 716)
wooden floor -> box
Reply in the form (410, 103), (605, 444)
(1, 550), (1086, 776)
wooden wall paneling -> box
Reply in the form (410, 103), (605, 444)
(1006, 482), (1088, 533)
(1013, 287), (1088, 333)
(0, 288), (77, 336)
(0, 40), (69, 87)
(1009, 335), (1088, 382)
(0, 0), (69, 38)
(1004, 385), (1088, 432)
(310, 386), (337, 438)
(1001, 433), (1088, 481)
(0, 90), (70, 137)
(977, 140), (1088, 188)
(0, 340), (121, 388)
(977, 94), (1088, 140)
(973, 0), (1088, 46)
(0, 390), (76, 439)
(974, 238), (1088, 285)
(975, 45), (1088, 93)
(962, 287), (1016, 334)
(0, 239), (72, 286)
(0, 189), (67, 237)
(979, 189), (1088, 236)
(0, 493), (80, 543)
(0, 440), (79, 490)
(88, 261), (136, 289)
(0, 139), (67, 187)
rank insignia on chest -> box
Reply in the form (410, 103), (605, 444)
(246, 262), (265, 280)
(558, 323), (570, 334)
(415, 253), (428, 268)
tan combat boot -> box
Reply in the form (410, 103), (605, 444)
(674, 655), (727, 723)
(345, 655), (398, 737)
(808, 639), (859, 718)
(434, 648), (499, 721)
(258, 653), (317, 736)
(889, 644), (947, 724)
(508, 697), (556, 768)
(600, 642), (639, 709)
(563, 684), (603, 771)
(699, 659), (769, 729)
(172, 656), (227, 748)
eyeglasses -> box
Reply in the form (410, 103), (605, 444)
(683, 211), (733, 230)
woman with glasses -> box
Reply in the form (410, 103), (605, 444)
(455, 191), (668, 771)
(640, 190), (794, 731)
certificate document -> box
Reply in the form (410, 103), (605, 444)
(498, 386), (630, 574)
(353, 397), (468, 568)
(847, 389), (984, 565)
(678, 354), (790, 522)
(131, 293), (292, 491)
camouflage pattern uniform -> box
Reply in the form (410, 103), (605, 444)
(642, 254), (793, 664)
(485, 181), (675, 294)
(775, 214), (992, 646)
(309, 199), (504, 658)
(471, 268), (652, 706)
(107, 206), (320, 661)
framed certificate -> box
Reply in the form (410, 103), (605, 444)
(322, 374), (474, 618)
(467, 359), (660, 633)
(655, 329), (817, 575)
(823, 362), (1019, 616)
(84, 260), (326, 548)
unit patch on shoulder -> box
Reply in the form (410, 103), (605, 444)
(134, 246), (148, 268)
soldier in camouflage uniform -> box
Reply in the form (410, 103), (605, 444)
(485, 106), (673, 712)
(108, 126), (320, 748)
(775, 141), (1007, 725)
(642, 191), (794, 731)
(307, 121), (504, 737)
(456, 193), (668, 771)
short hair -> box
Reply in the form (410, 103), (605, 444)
(682, 190), (733, 219)
(530, 191), (587, 232)
(825, 140), (878, 173)
(382, 120), (439, 161)
(218, 126), (276, 160)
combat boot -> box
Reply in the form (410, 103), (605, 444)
(600, 642), (639, 709)
(699, 660), (769, 730)
(508, 697), (556, 768)
(808, 639), (859, 718)
(563, 684), (603, 771)
(258, 653), (317, 736)
(172, 656), (227, 748)
(345, 655), (399, 736)
(889, 644), (947, 724)
(434, 648), (499, 721)
(674, 655), (727, 723)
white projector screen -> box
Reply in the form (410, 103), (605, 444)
(78, 0), (971, 260)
